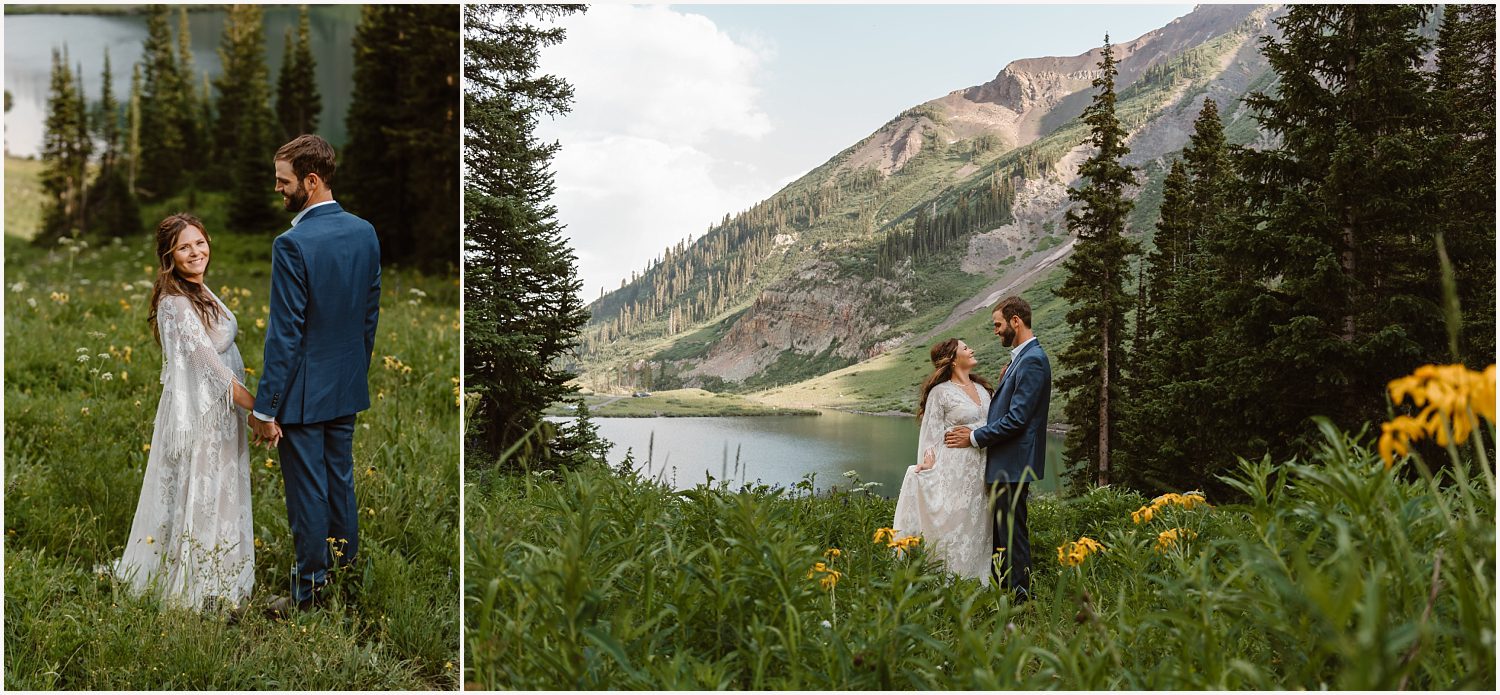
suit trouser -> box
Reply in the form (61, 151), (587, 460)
(278, 414), (359, 602)
(989, 482), (1031, 597)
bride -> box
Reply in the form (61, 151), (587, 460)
(892, 338), (993, 585)
(114, 213), (259, 612)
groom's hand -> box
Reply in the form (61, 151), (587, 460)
(249, 415), (282, 448)
(945, 426), (973, 449)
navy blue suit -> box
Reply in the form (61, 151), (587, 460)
(255, 201), (381, 602)
(968, 338), (1050, 596)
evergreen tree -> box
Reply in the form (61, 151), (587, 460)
(72, 61), (92, 235)
(1055, 36), (1139, 488)
(1122, 98), (1243, 495)
(214, 4), (279, 231)
(176, 6), (206, 178)
(127, 63), (142, 195)
(1433, 4), (1496, 367)
(276, 5), (322, 140)
(88, 48), (142, 238)
(463, 4), (590, 469)
(38, 47), (87, 242)
(96, 48), (120, 167)
(1233, 5), (1442, 459)
(343, 4), (460, 269)
(137, 4), (188, 199)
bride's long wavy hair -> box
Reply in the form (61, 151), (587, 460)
(147, 213), (225, 346)
(917, 338), (991, 420)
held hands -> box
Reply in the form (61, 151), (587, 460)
(944, 426), (973, 449)
(248, 413), (282, 448)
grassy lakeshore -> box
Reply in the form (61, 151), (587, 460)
(550, 388), (819, 418)
(466, 417), (1495, 689)
(4, 191), (461, 688)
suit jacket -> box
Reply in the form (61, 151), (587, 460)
(254, 202), (381, 425)
(971, 339), (1051, 484)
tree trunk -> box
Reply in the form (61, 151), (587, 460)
(1099, 313), (1111, 487)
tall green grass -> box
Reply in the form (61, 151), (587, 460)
(466, 418), (1494, 689)
(4, 198), (460, 688)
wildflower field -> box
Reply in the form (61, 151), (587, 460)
(4, 192), (460, 689)
(466, 376), (1495, 689)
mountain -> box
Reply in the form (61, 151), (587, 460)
(577, 4), (1285, 417)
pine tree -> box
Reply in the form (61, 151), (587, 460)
(214, 4), (279, 231)
(137, 4), (188, 199)
(1122, 98), (1244, 495)
(97, 48), (120, 167)
(1055, 36), (1139, 489)
(176, 6), (206, 178)
(38, 47), (86, 242)
(1433, 4), (1496, 367)
(343, 4), (460, 269)
(89, 48), (142, 238)
(463, 4), (590, 469)
(276, 5), (322, 140)
(127, 64), (142, 195)
(1234, 5), (1442, 457)
(72, 62), (92, 235)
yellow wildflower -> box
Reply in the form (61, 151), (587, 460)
(1381, 363), (1496, 466)
(142, 443), (151, 452)
(806, 560), (842, 590)
(872, 527), (895, 545)
(255, 318), (266, 329)
(1154, 527), (1197, 553)
(1131, 504), (1155, 524)
(824, 548), (842, 559)
(1057, 536), (1104, 568)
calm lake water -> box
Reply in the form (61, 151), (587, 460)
(4, 7), (361, 158)
(555, 411), (1068, 497)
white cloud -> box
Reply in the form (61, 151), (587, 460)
(535, 4), (779, 299)
(555, 134), (770, 301)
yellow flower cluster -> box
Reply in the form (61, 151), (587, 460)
(49, 291), (69, 304)
(872, 527), (922, 551)
(1380, 364), (1496, 466)
(1057, 536), (1104, 568)
(806, 560), (842, 590)
(1154, 527), (1197, 553)
(382, 355), (414, 375)
(1131, 491), (1210, 524)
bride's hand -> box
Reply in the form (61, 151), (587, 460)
(917, 448), (935, 471)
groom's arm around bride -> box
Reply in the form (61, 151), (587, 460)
(941, 296), (1051, 598)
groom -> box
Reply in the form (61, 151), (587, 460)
(943, 296), (1050, 601)
(249, 134), (382, 616)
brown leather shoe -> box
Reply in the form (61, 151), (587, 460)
(265, 593), (319, 619)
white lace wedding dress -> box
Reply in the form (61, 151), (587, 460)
(892, 381), (992, 585)
(115, 291), (254, 610)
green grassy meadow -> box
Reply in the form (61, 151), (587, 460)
(4, 189), (460, 688)
(466, 417), (1495, 689)
(550, 388), (819, 418)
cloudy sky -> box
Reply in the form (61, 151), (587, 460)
(530, 4), (1193, 300)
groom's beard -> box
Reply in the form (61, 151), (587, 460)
(282, 183), (309, 212)
(1000, 325), (1017, 347)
